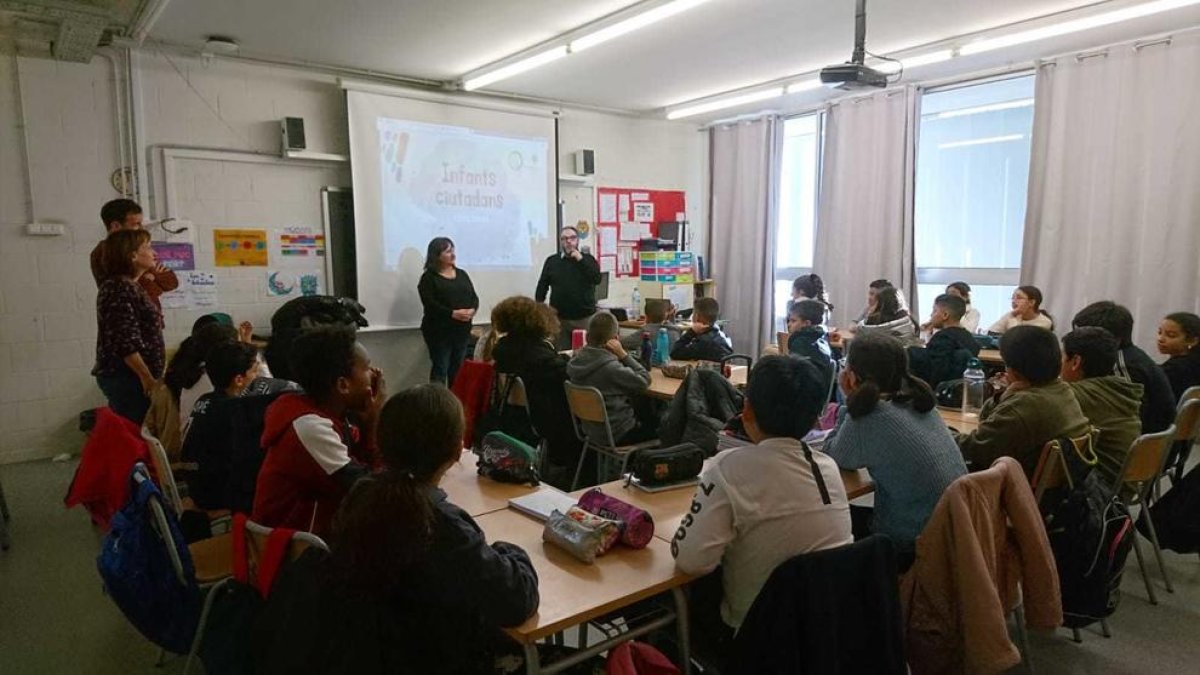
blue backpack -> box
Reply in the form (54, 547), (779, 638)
(96, 463), (200, 654)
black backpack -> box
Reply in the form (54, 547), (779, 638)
(264, 296), (368, 380)
(1037, 435), (1135, 629)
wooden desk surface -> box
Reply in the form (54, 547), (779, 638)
(477, 508), (690, 643)
(938, 407), (979, 434)
(978, 349), (1003, 364)
(440, 454), (539, 518)
(646, 364), (747, 401)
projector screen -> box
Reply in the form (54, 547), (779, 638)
(346, 89), (558, 328)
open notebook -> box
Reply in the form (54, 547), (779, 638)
(508, 486), (579, 521)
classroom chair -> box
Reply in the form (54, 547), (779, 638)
(497, 373), (549, 475)
(183, 518), (329, 675)
(563, 382), (660, 490)
(1029, 432), (1113, 642)
(1162, 395), (1200, 486)
(0, 474), (10, 552)
(1113, 425), (1177, 605)
(142, 427), (232, 534)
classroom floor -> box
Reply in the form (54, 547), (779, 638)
(1, 458), (1198, 675)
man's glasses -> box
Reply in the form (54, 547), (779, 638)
(560, 235), (579, 241)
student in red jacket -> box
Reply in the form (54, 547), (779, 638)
(253, 325), (385, 536)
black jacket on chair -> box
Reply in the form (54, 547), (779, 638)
(730, 534), (906, 675)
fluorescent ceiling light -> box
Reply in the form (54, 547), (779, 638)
(936, 98), (1034, 119)
(571, 0), (713, 52)
(938, 133), (1024, 150)
(876, 49), (956, 74)
(785, 78), (823, 94)
(667, 87), (785, 120)
(960, 0), (1200, 55)
(462, 46), (568, 91)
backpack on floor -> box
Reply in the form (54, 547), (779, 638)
(96, 463), (200, 654)
(1038, 436), (1135, 628)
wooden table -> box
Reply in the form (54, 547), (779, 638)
(477, 508), (692, 674)
(978, 348), (1003, 365)
(938, 407), (980, 434)
(440, 454), (539, 517)
(646, 364), (747, 401)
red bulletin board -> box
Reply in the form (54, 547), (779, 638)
(592, 187), (686, 278)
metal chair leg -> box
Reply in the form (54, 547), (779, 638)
(571, 441), (591, 492)
(672, 586), (693, 675)
(1143, 507), (1175, 593)
(1100, 618), (1112, 638)
(1071, 627), (1082, 643)
(1131, 530), (1158, 605)
(1011, 605), (1032, 672)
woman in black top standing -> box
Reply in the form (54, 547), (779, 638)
(418, 237), (478, 385)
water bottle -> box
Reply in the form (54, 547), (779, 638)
(962, 357), (986, 418)
(631, 287), (642, 318)
(640, 332), (654, 367)
(654, 327), (670, 366)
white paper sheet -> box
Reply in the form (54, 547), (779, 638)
(619, 220), (641, 241)
(640, 223), (653, 238)
(599, 255), (617, 274)
(617, 246), (635, 275)
(599, 193), (618, 223)
(185, 271), (218, 307)
(618, 194), (630, 219)
(599, 226), (617, 254)
(630, 192), (650, 202)
(633, 202), (654, 223)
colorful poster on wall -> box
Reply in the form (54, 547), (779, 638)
(214, 229), (268, 267)
(266, 270), (323, 298)
(278, 228), (326, 259)
(151, 242), (195, 271)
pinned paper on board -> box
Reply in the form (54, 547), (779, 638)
(599, 193), (618, 224)
(151, 242), (195, 271)
(278, 228), (325, 258)
(186, 271), (218, 307)
(616, 246), (635, 277)
(267, 270), (323, 298)
(599, 255), (617, 275)
(598, 226), (617, 256)
(630, 192), (650, 202)
(633, 202), (654, 223)
(214, 229), (268, 267)
(618, 194), (631, 219)
(618, 221), (641, 242)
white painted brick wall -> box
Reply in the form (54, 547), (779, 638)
(0, 46), (705, 464)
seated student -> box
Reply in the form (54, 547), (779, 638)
(673, 356), (853, 640)
(945, 281), (980, 334)
(255, 385), (539, 674)
(823, 332), (967, 562)
(786, 298), (835, 388)
(1061, 327), (1143, 486)
(1157, 311), (1200, 402)
(180, 341), (261, 508)
(956, 326), (1090, 479)
(176, 315), (272, 437)
(789, 273), (835, 324)
(670, 297), (733, 361)
(988, 285), (1054, 334)
(491, 296), (582, 483)
(567, 313), (656, 445)
(1072, 301), (1175, 432)
(620, 298), (682, 353)
(253, 326), (384, 536)
(854, 279), (893, 324)
(856, 287), (920, 347)
(910, 294), (980, 388)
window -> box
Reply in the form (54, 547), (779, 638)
(914, 75), (1035, 328)
(773, 113), (822, 329)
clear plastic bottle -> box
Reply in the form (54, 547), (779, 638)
(631, 287), (642, 319)
(654, 327), (670, 366)
(961, 357), (987, 418)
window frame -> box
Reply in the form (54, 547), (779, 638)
(772, 111), (824, 329)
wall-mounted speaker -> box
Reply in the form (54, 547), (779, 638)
(574, 149), (595, 175)
(282, 117), (306, 154)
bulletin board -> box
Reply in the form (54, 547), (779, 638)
(592, 187), (686, 278)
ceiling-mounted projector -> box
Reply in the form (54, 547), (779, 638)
(819, 0), (891, 90)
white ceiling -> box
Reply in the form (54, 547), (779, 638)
(149, 0), (1200, 118)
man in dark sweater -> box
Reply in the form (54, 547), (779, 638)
(535, 226), (601, 349)
(672, 297), (734, 362)
(1072, 301), (1175, 433)
(911, 294), (980, 388)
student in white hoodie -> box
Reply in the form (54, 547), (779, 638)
(672, 355), (853, 646)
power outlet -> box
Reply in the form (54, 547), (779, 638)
(25, 223), (66, 236)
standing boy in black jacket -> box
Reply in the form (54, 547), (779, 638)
(671, 297), (734, 362)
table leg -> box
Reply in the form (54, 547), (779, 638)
(523, 642), (541, 675)
(673, 586), (692, 675)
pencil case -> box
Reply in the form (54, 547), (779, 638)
(542, 509), (605, 564)
(576, 488), (656, 549)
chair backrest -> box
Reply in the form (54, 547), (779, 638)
(1031, 442), (1070, 503)
(1173, 398), (1200, 444)
(141, 427), (183, 515)
(1180, 385), (1200, 407)
(1115, 425), (1177, 499)
(497, 373), (529, 408)
(147, 490), (188, 587)
(563, 381), (619, 447)
(777, 331), (788, 354)
(241, 518), (329, 581)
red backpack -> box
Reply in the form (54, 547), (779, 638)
(606, 641), (681, 675)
